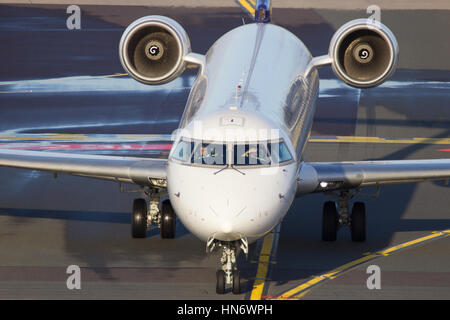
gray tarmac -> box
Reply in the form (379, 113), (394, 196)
(0, 4), (449, 300)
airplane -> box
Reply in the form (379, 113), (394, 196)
(1, 0), (449, 295)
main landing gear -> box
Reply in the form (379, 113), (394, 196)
(208, 238), (248, 295)
(322, 189), (374, 242)
(130, 188), (175, 239)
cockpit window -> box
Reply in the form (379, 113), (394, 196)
(191, 142), (226, 165)
(234, 143), (271, 166)
(171, 138), (293, 167)
(233, 141), (292, 166)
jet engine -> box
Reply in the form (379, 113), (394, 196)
(328, 19), (399, 88)
(119, 16), (191, 85)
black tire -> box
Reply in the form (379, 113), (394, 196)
(161, 200), (176, 239)
(216, 270), (226, 294)
(232, 270), (241, 294)
(322, 201), (338, 241)
(132, 198), (147, 238)
(351, 202), (366, 242)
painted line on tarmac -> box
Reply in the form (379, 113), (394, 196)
(309, 136), (450, 145)
(2, 134), (450, 145)
(271, 229), (450, 300)
(235, 0), (255, 18)
(0, 133), (173, 142)
(0, 143), (172, 151)
(249, 224), (280, 300)
(0, 73), (128, 87)
(1, 134), (450, 153)
(100, 73), (128, 78)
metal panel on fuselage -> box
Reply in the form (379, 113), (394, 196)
(180, 22), (320, 162)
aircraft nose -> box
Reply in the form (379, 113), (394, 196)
(208, 201), (242, 241)
(207, 186), (285, 242)
(220, 220), (233, 234)
(168, 162), (297, 243)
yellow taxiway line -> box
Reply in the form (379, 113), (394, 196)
(250, 225), (279, 300)
(2, 135), (450, 145)
(0, 134), (173, 141)
(309, 136), (450, 145)
(272, 229), (450, 300)
(100, 73), (128, 78)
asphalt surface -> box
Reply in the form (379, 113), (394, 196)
(0, 4), (449, 300)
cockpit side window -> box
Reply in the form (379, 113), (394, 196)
(268, 141), (292, 164)
(171, 139), (194, 163)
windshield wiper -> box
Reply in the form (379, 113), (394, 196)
(213, 164), (229, 175)
(230, 164), (246, 175)
(213, 164), (246, 175)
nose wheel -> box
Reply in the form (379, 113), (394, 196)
(216, 270), (225, 294)
(232, 270), (241, 294)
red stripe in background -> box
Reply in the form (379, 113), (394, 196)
(438, 149), (450, 152)
(0, 143), (173, 151)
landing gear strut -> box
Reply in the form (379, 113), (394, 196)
(322, 189), (370, 242)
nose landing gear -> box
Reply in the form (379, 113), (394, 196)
(217, 244), (240, 294)
(208, 238), (247, 295)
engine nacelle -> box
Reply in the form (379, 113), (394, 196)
(119, 16), (191, 85)
(329, 19), (399, 88)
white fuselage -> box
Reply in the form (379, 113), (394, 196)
(167, 22), (319, 243)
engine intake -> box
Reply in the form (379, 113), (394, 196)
(329, 19), (399, 88)
(119, 16), (191, 85)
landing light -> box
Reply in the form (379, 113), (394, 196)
(150, 178), (167, 188)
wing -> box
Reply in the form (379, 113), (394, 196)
(296, 159), (450, 195)
(0, 149), (167, 187)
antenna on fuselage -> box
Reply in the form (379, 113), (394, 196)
(254, 0), (272, 23)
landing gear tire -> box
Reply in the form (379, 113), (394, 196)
(132, 198), (147, 238)
(351, 202), (366, 242)
(216, 270), (226, 294)
(161, 200), (176, 239)
(232, 270), (241, 294)
(322, 201), (338, 241)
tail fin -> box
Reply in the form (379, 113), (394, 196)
(235, 0), (272, 23)
(254, 0), (272, 23)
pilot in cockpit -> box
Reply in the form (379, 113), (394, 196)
(242, 146), (269, 165)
